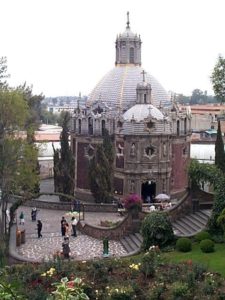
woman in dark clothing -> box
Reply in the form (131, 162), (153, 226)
(37, 220), (42, 238)
(61, 216), (66, 236)
(62, 237), (70, 259)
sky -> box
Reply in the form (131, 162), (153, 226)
(1, 0), (225, 98)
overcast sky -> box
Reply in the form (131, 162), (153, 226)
(1, 0), (225, 97)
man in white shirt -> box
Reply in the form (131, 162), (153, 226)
(71, 216), (78, 237)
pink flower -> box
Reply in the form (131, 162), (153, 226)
(123, 194), (142, 210)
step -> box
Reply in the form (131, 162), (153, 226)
(124, 235), (139, 251)
(177, 217), (202, 232)
(184, 215), (205, 230)
(120, 237), (135, 253)
(202, 209), (212, 217)
(189, 213), (207, 226)
(194, 211), (209, 223)
(134, 232), (143, 243)
(172, 222), (193, 236)
(174, 219), (196, 234)
(128, 234), (142, 248)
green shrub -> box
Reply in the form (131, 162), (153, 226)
(108, 286), (135, 300)
(195, 231), (211, 242)
(176, 237), (192, 252)
(141, 212), (174, 250)
(140, 250), (161, 278)
(200, 239), (215, 253)
(193, 263), (207, 280)
(171, 282), (189, 298)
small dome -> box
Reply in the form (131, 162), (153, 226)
(120, 28), (137, 38)
(123, 104), (164, 122)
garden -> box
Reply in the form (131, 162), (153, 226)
(2, 210), (225, 299)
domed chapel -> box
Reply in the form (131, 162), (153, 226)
(70, 13), (191, 202)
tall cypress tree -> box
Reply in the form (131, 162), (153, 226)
(89, 129), (114, 203)
(53, 112), (74, 201)
(215, 120), (225, 172)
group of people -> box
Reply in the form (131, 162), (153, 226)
(60, 216), (78, 237)
(60, 216), (78, 259)
(19, 210), (43, 238)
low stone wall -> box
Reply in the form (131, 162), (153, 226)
(11, 198), (118, 213)
(192, 188), (214, 204)
(77, 214), (137, 240)
(168, 191), (192, 222)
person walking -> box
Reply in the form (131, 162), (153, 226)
(19, 211), (25, 225)
(61, 216), (66, 236)
(71, 216), (78, 237)
(62, 236), (70, 259)
(31, 207), (37, 221)
(37, 220), (43, 238)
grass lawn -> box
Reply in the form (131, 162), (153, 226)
(164, 242), (225, 276)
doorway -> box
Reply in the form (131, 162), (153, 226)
(141, 181), (156, 203)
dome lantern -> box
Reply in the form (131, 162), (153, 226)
(115, 12), (142, 66)
(136, 70), (152, 104)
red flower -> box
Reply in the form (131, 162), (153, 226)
(66, 281), (75, 288)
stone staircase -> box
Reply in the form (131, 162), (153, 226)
(120, 232), (143, 255)
(172, 209), (212, 237)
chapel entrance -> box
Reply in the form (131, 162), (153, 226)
(141, 181), (156, 203)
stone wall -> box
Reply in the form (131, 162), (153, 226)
(77, 214), (135, 240)
(11, 198), (118, 213)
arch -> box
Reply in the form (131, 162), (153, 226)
(141, 180), (156, 202)
(88, 117), (93, 135)
(73, 119), (76, 132)
(101, 120), (106, 135)
(130, 47), (134, 63)
(176, 120), (180, 136)
(184, 117), (187, 134)
(78, 119), (81, 134)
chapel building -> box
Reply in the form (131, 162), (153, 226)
(70, 13), (192, 202)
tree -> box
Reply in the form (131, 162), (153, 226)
(0, 90), (39, 235)
(89, 145), (111, 203)
(211, 55), (225, 104)
(53, 112), (74, 201)
(215, 120), (225, 172)
(0, 56), (9, 88)
(88, 129), (114, 203)
(190, 89), (204, 105)
(0, 58), (40, 235)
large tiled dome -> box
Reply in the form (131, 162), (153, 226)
(87, 65), (171, 112)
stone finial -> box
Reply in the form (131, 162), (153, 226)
(126, 11), (130, 29)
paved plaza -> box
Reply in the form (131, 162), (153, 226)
(15, 206), (126, 262)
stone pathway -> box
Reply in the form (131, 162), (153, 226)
(15, 206), (126, 262)
(16, 232), (126, 261)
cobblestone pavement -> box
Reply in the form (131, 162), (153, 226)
(15, 206), (126, 262)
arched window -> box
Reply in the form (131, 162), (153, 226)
(88, 117), (93, 135)
(184, 117), (187, 134)
(101, 120), (106, 135)
(144, 94), (147, 103)
(73, 119), (76, 132)
(78, 119), (81, 134)
(177, 120), (180, 136)
(130, 47), (134, 63)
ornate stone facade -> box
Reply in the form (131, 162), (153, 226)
(71, 14), (191, 202)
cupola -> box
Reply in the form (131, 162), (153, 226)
(115, 12), (142, 66)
